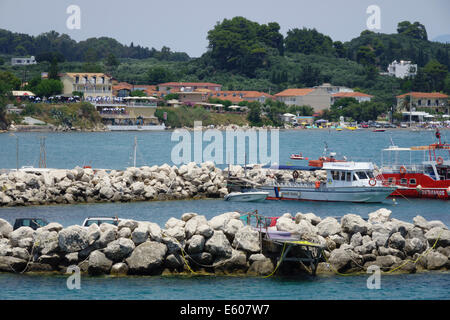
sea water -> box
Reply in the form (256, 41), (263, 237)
(0, 129), (449, 300)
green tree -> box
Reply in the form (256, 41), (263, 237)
(105, 53), (119, 67)
(34, 79), (63, 97)
(48, 57), (59, 80)
(285, 28), (334, 56)
(147, 66), (174, 85)
(397, 21), (428, 40)
(129, 90), (147, 97)
(0, 71), (21, 95)
(247, 103), (262, 126)
(356, 46), (376, 66)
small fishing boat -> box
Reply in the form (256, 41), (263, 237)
(373, 129), (386, 132)
(224, 191), (268, 202)
(290, 153), (308, 160)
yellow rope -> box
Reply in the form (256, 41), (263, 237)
(263, 242), (287, 278)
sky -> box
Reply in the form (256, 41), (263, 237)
(0, 0), (449, 57)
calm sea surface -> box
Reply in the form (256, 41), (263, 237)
(0, 129), (449, 300)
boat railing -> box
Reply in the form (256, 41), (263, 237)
(267, 181), (317, 188)
(381, 164), (425, 173)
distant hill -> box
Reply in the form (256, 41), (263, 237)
(433, 34), (450, 44)
(0, 29), (190, 62)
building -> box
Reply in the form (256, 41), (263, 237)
(331, 92), (373, 104)
(60, 73), (113, 99)
(274, 88), (332, 111)
(158, 82), (222, 93)
(112, 82), (160, 98)
(11, 56), (37, 66)
(209, 91), (274, 104)
(178, 91), (206, 104)
(396, 92), (449, 112)
(387, 60), (417, 79)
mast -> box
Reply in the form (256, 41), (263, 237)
(133, 136), (137, 167)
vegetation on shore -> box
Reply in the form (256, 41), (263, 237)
(0, 17), (449, 129)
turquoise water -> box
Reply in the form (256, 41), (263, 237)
(1, 129), (449, 169)
(0, 272), (449, 300)
(0, 129), (449, 300)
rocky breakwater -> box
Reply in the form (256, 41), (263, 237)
(0, 162), (229, 207)
(0, 162), (327, 207)
(224, 164), (327, 186)
(0, 209), (448, 276)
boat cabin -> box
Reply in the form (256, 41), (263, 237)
(322, 162), (377, 187)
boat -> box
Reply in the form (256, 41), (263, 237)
(224, 191), (269, 202)
(373, 129), (386, 132)
(290, 153), (308, 160)
(258, 161), (397, 203)
(307, 152), (347, 168)
(377, 129), (450, 199)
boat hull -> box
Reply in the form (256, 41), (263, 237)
(378, 173), (450, 200)
(107, 125), (166, 131)
(259, 185), (395, 203)
(224, 192), (268, 202)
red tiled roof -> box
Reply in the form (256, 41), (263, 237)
(274, 88), (315, 97)
(396, 92), (448, 99)
(332, 92), (373, 98)
(211, 91), (274, 103)
(158, 82), (222, 87)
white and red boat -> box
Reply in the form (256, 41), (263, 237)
(377, 129), (450, 200)
(290, 153), (308, 160)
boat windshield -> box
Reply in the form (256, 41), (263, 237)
(354, 171), (369, 180)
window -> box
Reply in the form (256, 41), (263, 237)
(332, 171), (339, 180)
(366, 171), (374, 179)
(346, 172), (352, 181)
(356, 171), (368, 180)
(427, 100), (431, 106)
(75, 76), (79, 84)
(340, 171), (346, 181)
(409, 178), (417, 185)
(400, 178), (407, 185)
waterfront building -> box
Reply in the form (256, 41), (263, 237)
(158, 82), (222, 93)
(274, 88), (331, 111)
(210, 91), (274, 104)
(60, 73), (113, 99)
(396, 92), (449, 113)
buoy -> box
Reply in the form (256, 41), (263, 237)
(315, 181), (321, 189)
(399, 166), (407, 175)
(369, 178), (377, 186)
(392, 198), (397, 205)
(436, 156), (444, 165)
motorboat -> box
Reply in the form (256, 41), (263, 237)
(258, 161), (397, 203)
(378, 129), (450, 199)
(224, 191), (268, 202)
(290, 153), (308, 160)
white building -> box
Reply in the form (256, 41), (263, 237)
(11, 56), (37, 66)
(387, 60), (417, 79)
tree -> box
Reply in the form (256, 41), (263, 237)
(147, 67), (174, 85)
(129, 90), (147, 97)
(356, 46), (376, 66)
(247, 103), (262, 126)
(48, 57), (59, 80)
(285, 28), (334, 55)
(333, 41), (346, 58)
(397, 21), (428, 40)
(0, 71), (21, 95)
(34, 79), (63, 97)
(105, 53), (119, 67)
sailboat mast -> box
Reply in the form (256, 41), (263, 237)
(133, 136), (137, 167)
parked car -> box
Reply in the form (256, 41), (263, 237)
(82, 216), (121, 227)
(400, 123), (408, 128)
(13, 218), (49, 230)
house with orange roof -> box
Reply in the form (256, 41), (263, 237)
(158, 82), (222, 93)
(274, 87), (332, 111)
(331, 92), (373, 104)
(396, 92), (448, 112)
(209, 91), (274, 104)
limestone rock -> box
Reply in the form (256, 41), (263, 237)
(126, 241), (167, 275)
